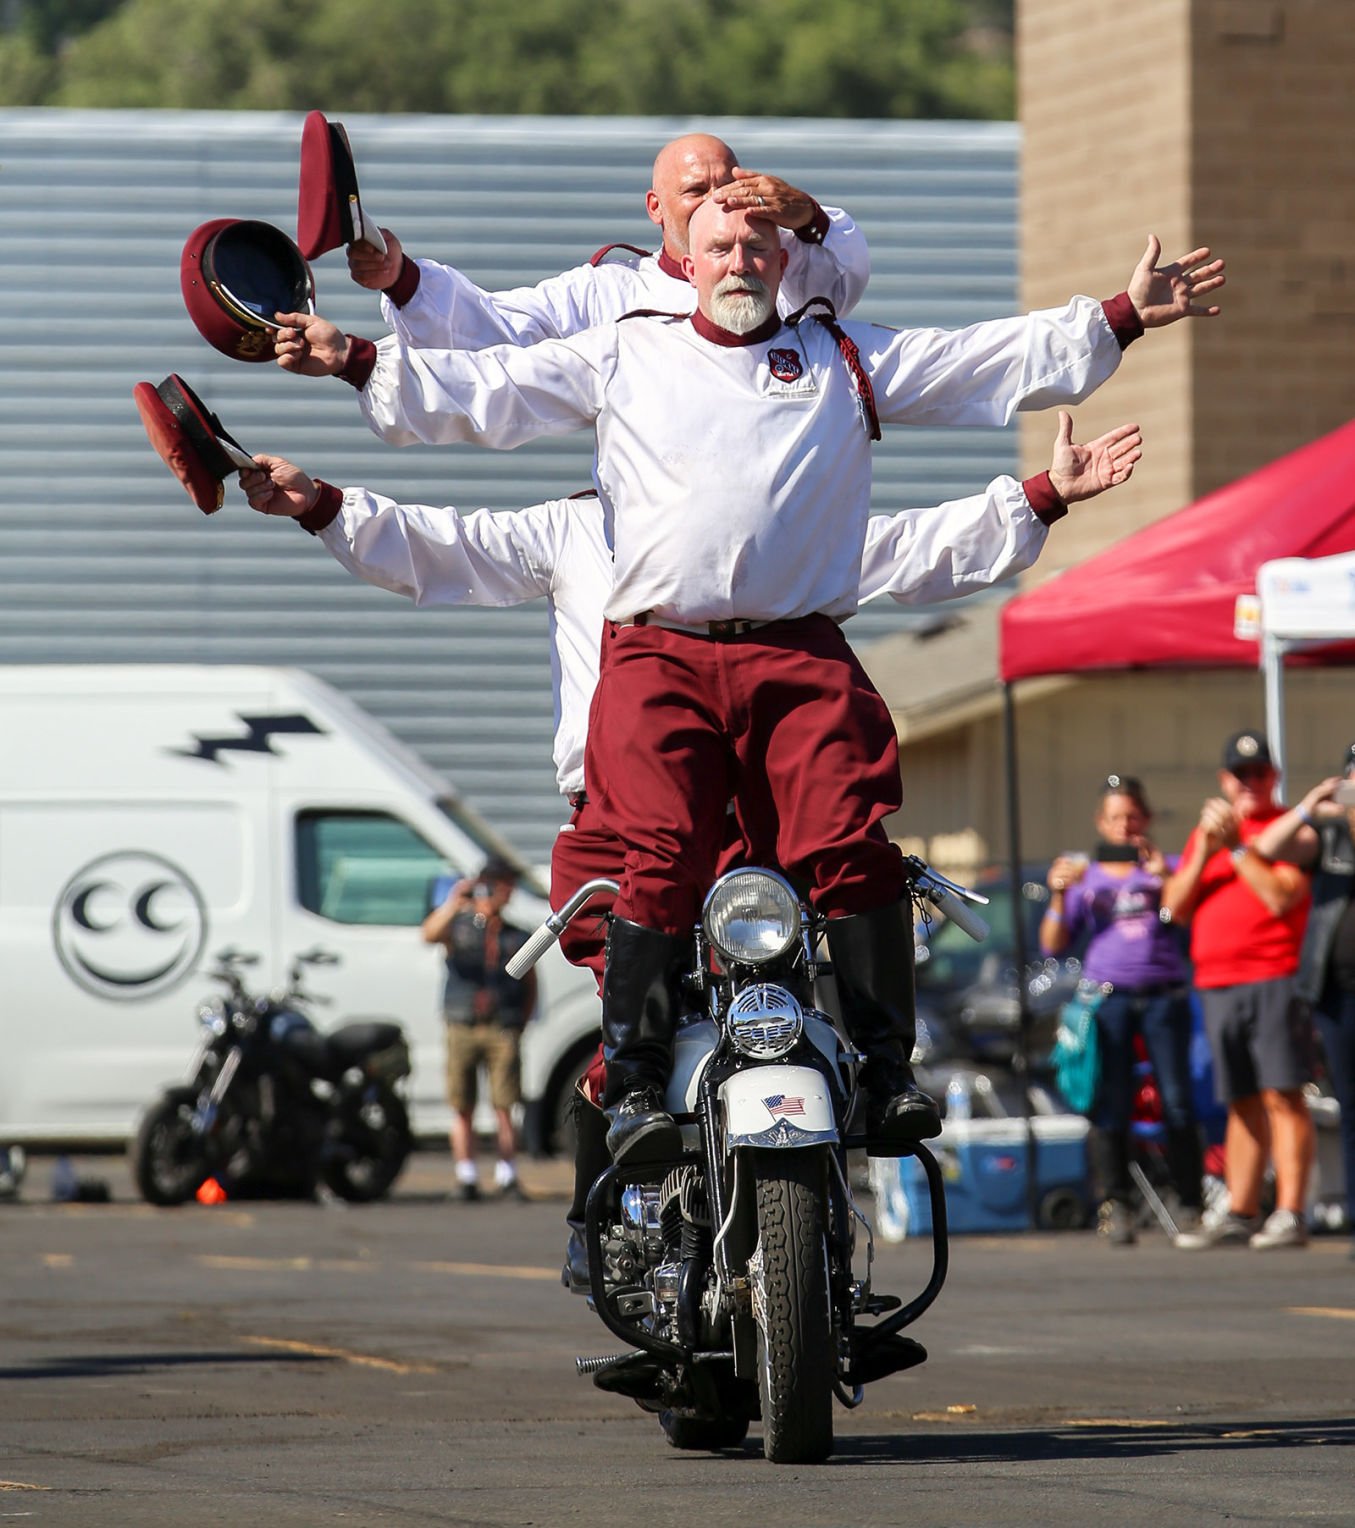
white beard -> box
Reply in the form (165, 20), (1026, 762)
(708, 275), (774, 334)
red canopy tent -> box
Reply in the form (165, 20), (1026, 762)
(990, 420), (1355, 1223)
(1000, 417), (1355, 682)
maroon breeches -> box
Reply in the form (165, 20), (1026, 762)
(584, 615), (906, 935)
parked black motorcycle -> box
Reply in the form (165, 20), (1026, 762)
(131, 947), (413, 1206)
(508, 856), (988, 1464)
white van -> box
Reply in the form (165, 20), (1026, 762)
(0, 665), (601, 1149)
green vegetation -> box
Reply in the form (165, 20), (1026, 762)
(0, 0), (1013, 119)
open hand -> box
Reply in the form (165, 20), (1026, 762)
(1047, 412), (1143, 504)
(1128, 235), (1226, 327)
(710, 167), (816, 232)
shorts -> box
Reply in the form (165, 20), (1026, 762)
(445, 1022), (521, 1114)
(1200, 977), (1313, 1102)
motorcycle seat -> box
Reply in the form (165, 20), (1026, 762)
(327, 1021), (405, 1063)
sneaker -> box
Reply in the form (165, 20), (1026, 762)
(1248, 1209), (1308, 1251)
(1174, 1211), (1261, 1250)
(1172, 1206), (1203, 1237)
(1097, 1199), (1137, 1246)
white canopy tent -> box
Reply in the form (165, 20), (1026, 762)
(1253, 551), (1355, 797)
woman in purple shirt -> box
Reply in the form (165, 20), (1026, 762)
(1041, 775), (1203, 1245)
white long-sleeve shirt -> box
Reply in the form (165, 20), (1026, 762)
(315, 477), (1051, 796)
(379, 206), (869, 351)
(353, 296), (1125, 626)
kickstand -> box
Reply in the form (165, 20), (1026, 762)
(1129, 1161), (1179, 1239)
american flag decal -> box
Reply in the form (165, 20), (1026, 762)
(763, 1094), (806, 1118)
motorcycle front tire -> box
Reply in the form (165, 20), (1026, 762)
(750, 1147), (835, 1465)
(131, 1087), (209, 1207)
(321, 1090), (412, 1203)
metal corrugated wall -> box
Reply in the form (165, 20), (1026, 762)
(0, 110), (1017, 863)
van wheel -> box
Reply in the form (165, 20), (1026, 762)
(131, 1088), (208, 1206)
(542, 1040), (601, 1157)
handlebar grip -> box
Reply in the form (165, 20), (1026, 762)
(506, 921), (562, 979)
(927, 884), (990, 943)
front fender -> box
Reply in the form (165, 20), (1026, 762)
(720, 1064), (838, 1148)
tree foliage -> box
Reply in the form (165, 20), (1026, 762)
(0, 0), (1013, 119)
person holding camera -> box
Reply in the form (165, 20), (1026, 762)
(1250, 743), (1355, 1250)
(422, 857), (536, 1201)
(1041, 774), (1202, 1245)
(1165, 731), (1314, 1251)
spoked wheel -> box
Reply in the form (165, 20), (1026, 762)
(320, 1090), (412, 1202)
(749, 1147), (835, 1464)
(130, 1088), (209, 1206)
(659, 1410), (751, 1451)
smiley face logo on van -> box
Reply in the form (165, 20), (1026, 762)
(52, 852), (208, 1002)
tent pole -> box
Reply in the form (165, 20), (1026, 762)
(1263, 634), (1288, 800)
(1002, 681), (1038, 1229)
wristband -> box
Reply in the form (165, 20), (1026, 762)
(1043, 910), (1063, 923)
(1231, 844), (1249, 864)
(1297, 805), (1316, 827)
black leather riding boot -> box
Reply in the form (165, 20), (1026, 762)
(824, 899), (941, 1153)
(600, 917), (689, 1163)
(563, 1086), (612, 1294)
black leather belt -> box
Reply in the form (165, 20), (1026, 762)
(624, 612), (767, 641)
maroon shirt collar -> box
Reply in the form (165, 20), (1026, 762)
(689, 309), (784, 347)
(656, 248), (687, 282)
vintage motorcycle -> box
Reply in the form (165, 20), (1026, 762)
(508, 856), (988, 1463)
(131, 947), (413, 1206)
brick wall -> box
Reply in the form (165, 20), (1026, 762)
(1017, 0), (1355, 576)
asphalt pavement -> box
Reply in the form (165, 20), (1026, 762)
(2, 1149), (1352, 1527)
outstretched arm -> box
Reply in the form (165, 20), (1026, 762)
(858, 413), (1142, 605)
(240, 453), (562, 608)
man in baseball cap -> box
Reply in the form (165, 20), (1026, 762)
(1166, 729), (1315, 1251)
(1221, 729), (1274, 774)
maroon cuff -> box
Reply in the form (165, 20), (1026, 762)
(1023, 471), (1068, 526)
(793, 203), (830, 245)
(298, 480), (344, 536)
(384, 255), (420, 309)
(1101, 291), (1144, 350)
(338, 336), (377, 390)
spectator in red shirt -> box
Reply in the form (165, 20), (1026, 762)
(1164, 731), (1314, 1250)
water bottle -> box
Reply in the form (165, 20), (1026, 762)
(945, 1073), (972, 1123)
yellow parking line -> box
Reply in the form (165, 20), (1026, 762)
(1287, 1306), (1355, 1321)
(198, 1255), (314, 1271)
(242, 1335), (437, 1375)
(0, 1481), (51, 1491)
(41, 1253), (74, 1268)
(412, 1260), (560, 1281)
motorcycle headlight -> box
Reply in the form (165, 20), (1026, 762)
(724, 983), (804, 1060)
(702, 869), (802, 966)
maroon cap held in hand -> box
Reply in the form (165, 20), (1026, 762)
(133, 374), (254, 514)
(181, 218), (315, 363)
(297, 111), (387, 261)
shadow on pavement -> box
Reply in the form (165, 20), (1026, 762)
(0, 1350), (330, 1382)
(828, 1416), (1355, 1465)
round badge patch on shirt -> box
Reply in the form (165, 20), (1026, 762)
(768, 348), (803, 383)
